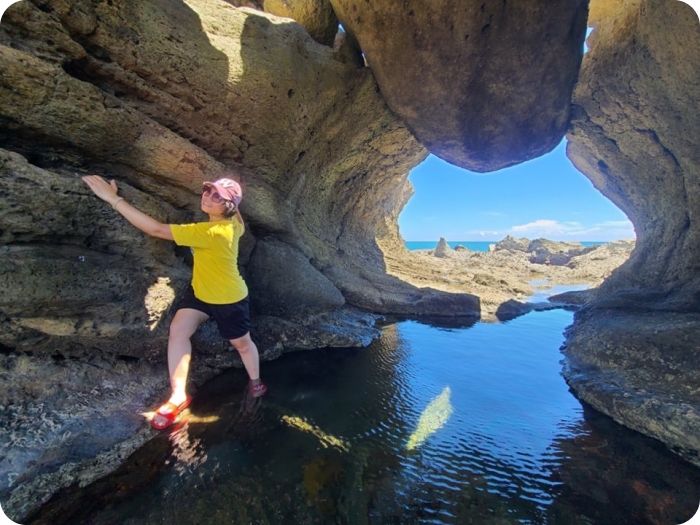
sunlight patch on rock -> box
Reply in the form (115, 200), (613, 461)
(281, 414), (350, 452)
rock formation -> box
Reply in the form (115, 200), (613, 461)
(492, 236), (600, 265)
(433, 237), (452, 258)
(0, 0), (474, 518)
(328, 0), (590, 171)
(563, 0), (700, 468)
(1, 0), (700, 519)
(384, 238), (635, 320)
(263, 0), (338, 46)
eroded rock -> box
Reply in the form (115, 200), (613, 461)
(563, 0), (700, 464)
(567, 0), (700, 313)
(263, 0), (339, 46)
(562, 308), (700, 467)
(328, 0), (589, 171)
(433, 237), (452, 258)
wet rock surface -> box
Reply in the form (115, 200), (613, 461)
(562, 308), (700, 467)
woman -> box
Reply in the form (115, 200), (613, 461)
(82, 175), (266, 430)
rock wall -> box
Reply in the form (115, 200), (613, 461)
(564, 0), (700, 466)
(568, 0), (700, 312)
(0, 0), (483, 350)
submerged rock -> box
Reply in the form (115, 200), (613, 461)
(406, 386), (454, 451)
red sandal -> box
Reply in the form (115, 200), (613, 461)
(151, 397), (192, 430)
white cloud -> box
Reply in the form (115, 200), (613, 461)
(508, 219), (635, 241)
(461, 230), (504, 239)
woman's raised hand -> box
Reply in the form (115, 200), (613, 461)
(82, 175), (119, 205)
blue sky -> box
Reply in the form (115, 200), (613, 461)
(398, 139), (636, 242)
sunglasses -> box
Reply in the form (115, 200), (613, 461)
(201, 186), (226, 204)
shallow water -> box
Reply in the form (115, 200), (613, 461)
(30, 310), (700, 525)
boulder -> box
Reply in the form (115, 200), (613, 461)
(328, 0), (589, 171)
(434, 237), (453, 258)
(493, 235), (530, 252)
(246, 237), (345, 316)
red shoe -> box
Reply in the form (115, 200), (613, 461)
(249, 380), (267, 398)
(151, 397), (192, 430)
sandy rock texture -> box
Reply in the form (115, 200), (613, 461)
(564, 0), (700, 466)
(328, 0), (589, 171)
(568, 0), (700, 313)
(263, 0), (338, 46)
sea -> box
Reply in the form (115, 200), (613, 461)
(405, 240), (605, 251)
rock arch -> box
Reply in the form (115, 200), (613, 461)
(0, 0), (699, 518)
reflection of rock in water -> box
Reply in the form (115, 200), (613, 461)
(548, 405), (700, 525)
(406, 386), (454, 451)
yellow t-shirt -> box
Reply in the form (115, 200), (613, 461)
(170, 219), (248, 304)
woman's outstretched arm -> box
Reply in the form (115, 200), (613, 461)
(82, 175), (174, 240)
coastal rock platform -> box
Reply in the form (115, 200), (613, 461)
(381, 237), (635, 321)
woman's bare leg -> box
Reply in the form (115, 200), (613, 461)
(167, 308), (208, 405)
(230, 332), (260, 381)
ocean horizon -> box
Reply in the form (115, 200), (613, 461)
(405, 240), (606, 252)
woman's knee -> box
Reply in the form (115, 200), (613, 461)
(169, 310), (205, 340)
(230, 333), (253, 353)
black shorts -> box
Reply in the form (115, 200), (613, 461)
(176, 287), (250, 340)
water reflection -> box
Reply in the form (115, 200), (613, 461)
(27, 311), (700, 525)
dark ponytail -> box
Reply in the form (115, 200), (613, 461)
(222, 200), (238, 218)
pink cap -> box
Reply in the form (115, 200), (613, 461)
(203, 178), (242, 206)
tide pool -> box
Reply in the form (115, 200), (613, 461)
(29, 310), (700, 525)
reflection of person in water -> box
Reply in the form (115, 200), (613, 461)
(82, 175), (267, 430)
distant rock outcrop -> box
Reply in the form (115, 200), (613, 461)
(527, 238), (590, 265)
(434, 237), (453, 258)
(493, 236), (594, 266)
(383, 237), (636, 320)
(493, 235), (531, 252)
